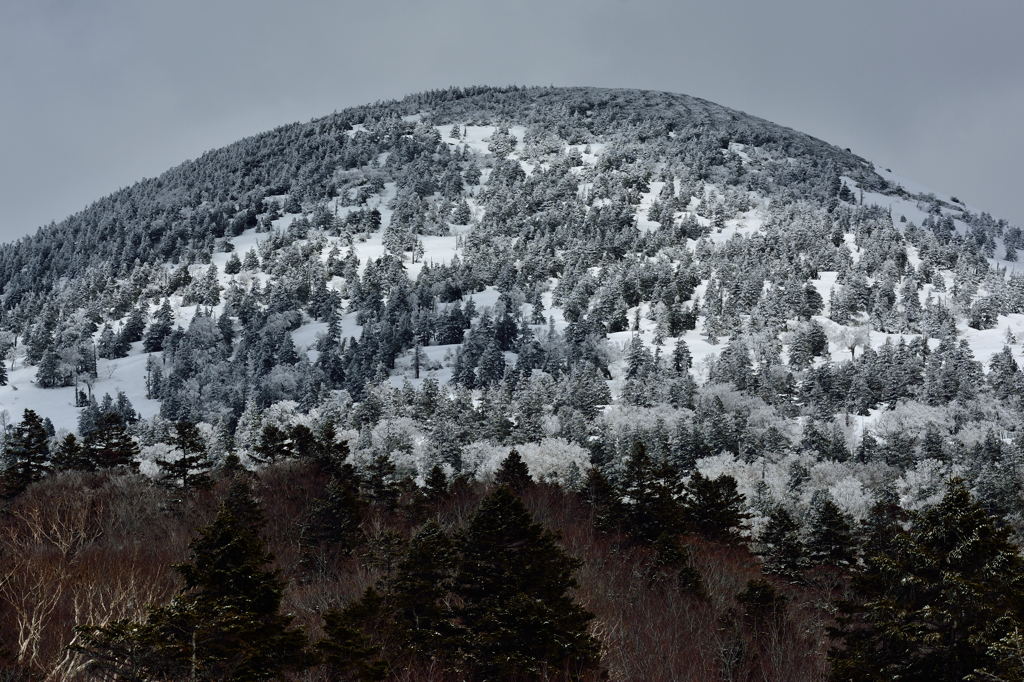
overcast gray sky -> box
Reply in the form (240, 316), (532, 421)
(1, 0), (1021, 241)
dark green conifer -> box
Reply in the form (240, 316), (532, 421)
(681, 471), (750, 542)
(317, 590), (387, 681)
(52, 433), (91, 471)
(156, 420), (215, 489)
(1, 409), (51, 496)
(494, 448), (531, 491)
(82, 412), (139, 470)
(830, 479), (1024, 680)
(805, 493), (855, 568)
(452, 486), (600, 679)
(759, 505), (806, 579)
(75, 481), (311, 680)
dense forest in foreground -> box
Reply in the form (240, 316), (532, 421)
(0, 436), (1022, 680)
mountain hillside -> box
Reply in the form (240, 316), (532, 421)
(4, 85), (1024, 681)
(1, 84), (1023, 520)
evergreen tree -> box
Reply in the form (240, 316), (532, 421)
(494, 449), (531, 491)
(36, 348), (64, 387)
(52, 433), (91, 471)
(316, 591), (387, 681)
(75, 481), (311, 680)
(1, 409), (51, 496)
(364, 452), (400, 508)
(830, 479), (1024, 680)
(156, 420), (215, 489)
(423, 464), (449, 504)
(805, 492), (855, 568)
(120, 306), (147, 344)
(250, 424), (293, 465)
(649, 532), (705, 596)
(224, 252), (242, 275)
(82, 412), (139, 470)
(382, 521), (457, 663)
(452, 486), (600, 679)
(300, 473), (366, 561)
(618, 442), (684, 544)
(681, 471), (749, 542)
(759, 505), (806, 579)
(143, 299), (175, 352)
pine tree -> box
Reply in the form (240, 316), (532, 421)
(156, 420), (215, 489)
(382, 521), (457, 662)
(75, 481), (311, 680)
(423, 464), (449, 504)
(364, 453), (400, 508)
(830, 479), (1024, 680)
(120, 306), (147, 344)
(300, 473), (366, 562)
(316, 591), (387, 681)
(52, 433), (91, 471)
(250, 424), (293, 465)
(805, 492), (855, 568)
(82, 412), (139, 470)
(452, 486), (600, 679)
(649, 533), (705, 596)
(36, 348), (64, 387)
(681, 471), (750, 542)
(581, 466), (623, 534)
(759, 505), (805, 579)
(618, 442), (685, 544)
(143, 299), (175, 352)
(224, 252), (242, 275)
(1, 409), (51, 496)
(494, 449), (531, 491)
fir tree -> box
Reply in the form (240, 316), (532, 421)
(1, 409), (51, 496)
(805, 492), (855, 568)
(316, 591), (387, 681)
(830, 479), (1024, 680)
(300, 473), (366, 561)
(618, 442), (684, 544)
(759, 505), (806, 579)
(75, 481), (311, 679)
(423, 464), (449, 504)
(382, 521), (457, 663)
(52, 433), (91, 471)
(156, 420), (215, 489)
(452, 486), (600, 679)
(494, 448), (532, 491)
(224, 252), (242, 275)
(143, 299), (175, 352)
(681, 471), (750, 542)
(82, 412), (139, 470)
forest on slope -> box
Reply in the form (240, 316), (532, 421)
(1, 86), (1024, 679)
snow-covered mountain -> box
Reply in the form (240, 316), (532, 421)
(2, 85), (1022, 522)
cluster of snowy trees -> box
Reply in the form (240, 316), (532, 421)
(2, 85), (1024, 561)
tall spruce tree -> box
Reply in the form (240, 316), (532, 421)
(759, 505), (806, 579)
(75, 480), (311, 680)
(381, 521), (457, 663)
(681, 471), (750, 542)
(805, 492), (855, 568)
(82, 412), (139, 470)
(52, 433), (92, 471)
(494, 448), (532, 491)
(452, 486), (600, 679)
(156, 420), (215, 489)
(143, 299), (175, 352)
(830, 478), (1024, 681)
(1, 409), (51, 496)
